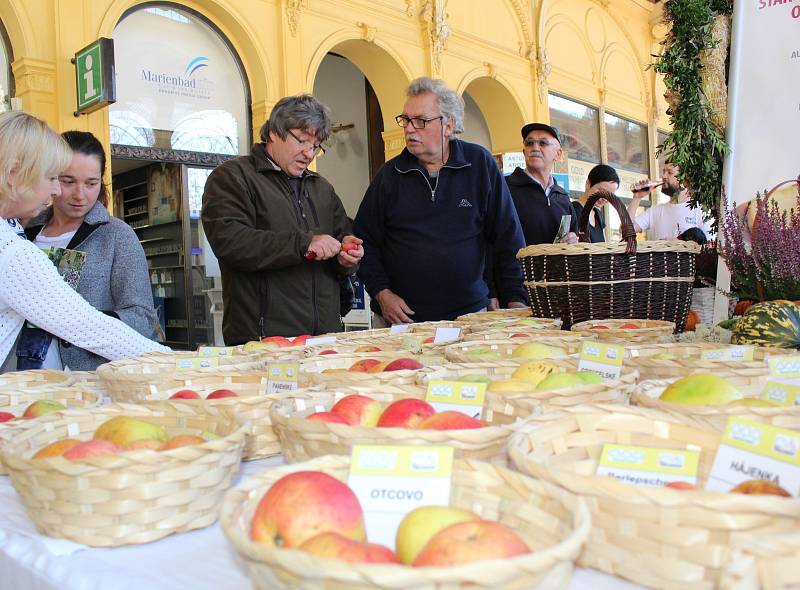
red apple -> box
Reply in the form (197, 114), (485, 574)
(620, 323), (640, 329)
(250, 471), (366, 548)
(354, 345), (382, 352)
(299, 531), (399, 563)
(291, 335), (310, 346)
(319, 349), (338, 355)
(377, 398), (435, 428)
(366, 361), (390, 373)
(510, 333), (531, 338)
(33, 438), (81, 459)
(170, 389), (202, 400)
(349, 358), (382, 372)
(22, 399), (66, 419)
(306, 411), (349, 424)
(412, 519), (531, 567)
(664, 481), (697, 491)
(417, 411), (485, 430)
(206, 389), (239, 399)
(730, 480), (792, 497)
(0, 411), (15, 423)
(590, 325), (609, 330)
(330, 395), (382, 427)
(341, 243), (360, 254)
(63, 439), (122, 461)
(422, 336), (435, 344)
(260, 335), (293, 347)
(383, 358), (424, 371)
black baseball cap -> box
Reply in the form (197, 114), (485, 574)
(521, 123), (560, 144)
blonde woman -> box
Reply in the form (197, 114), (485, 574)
(0, 111), (168, 371)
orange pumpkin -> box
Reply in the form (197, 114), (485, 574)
(684, 310), (700, 332)
(734, 299), (755, 317)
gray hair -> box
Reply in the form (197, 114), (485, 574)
(406, 77), (464, 135)
(259, 94), (332, 143)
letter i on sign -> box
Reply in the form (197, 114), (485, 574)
(83, 54), (96, 101)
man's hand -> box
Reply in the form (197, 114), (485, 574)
(375, 289), (415, 324)
(507, 301), (528, 309)
(487, 297), (500, 311)
(559, 232), (579, 245)
(337, 235), (364, 269)
(307, 234), (341, 260)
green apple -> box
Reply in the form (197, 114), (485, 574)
(535, 372), (586, 390)
(659, 374), (743, 405)
(576, 371), (603, 385)
(459, 374), (492, 383)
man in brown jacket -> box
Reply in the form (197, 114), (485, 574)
(201, 95), (363, 344)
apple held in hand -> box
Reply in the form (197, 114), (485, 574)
(306, 411), (349, 424)
(412, 519), (531, 567)
(299, 532), (399, 564)
(417, 411), (484, 430)
(395, 506), (479, 564)
(206, 389), (238, 399)
(377, 399), (435, 428)
(341, 243), (360, 255)
(22, 399), (66, 419)
(330, 395), (382, 427)
(250, 471), (366, 548)
(170, 389), (202, 400)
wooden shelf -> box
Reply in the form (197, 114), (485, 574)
(134, 221), (180, 230)
(126, 195), (149, 203)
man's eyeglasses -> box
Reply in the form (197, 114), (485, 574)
(287, 129), (326, 155)
(524, 138), (559, 148)
(395, 115), (443, 130)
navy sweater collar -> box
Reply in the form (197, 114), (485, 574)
(394, 138), (471, 173)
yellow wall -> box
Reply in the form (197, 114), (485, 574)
(0, 0), (669, 168)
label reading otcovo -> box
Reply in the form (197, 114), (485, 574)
(348, 445), (453, 550)
(265, 362), (299, 394)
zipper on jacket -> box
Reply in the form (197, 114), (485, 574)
(259, 279), (269, 338)
(395, 160), (470, 203)
(297, 179), (319, 335)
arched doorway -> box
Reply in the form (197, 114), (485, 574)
(460, 76), (526, 157)
(0, 19), (13, 112)
(109, 3), (251, 349)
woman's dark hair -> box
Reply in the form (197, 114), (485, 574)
(61, 130), (108, 206)
(587, 164), (620, 188)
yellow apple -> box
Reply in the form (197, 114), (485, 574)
(535, 371), (587, 390)
(93, 416), (168, 447)
(511, 361), (561, 387)
(511, 342), (567, 360)
(659, 374), (743, 405)
(395, 505), (479, 564)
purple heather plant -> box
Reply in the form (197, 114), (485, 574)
(719, 189), (800, 301)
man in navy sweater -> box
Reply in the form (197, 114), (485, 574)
(353, 77), (528, 325)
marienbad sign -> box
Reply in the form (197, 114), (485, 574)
(73, 38), (115, 115)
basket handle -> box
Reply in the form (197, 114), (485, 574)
(578, 189), (638, 254)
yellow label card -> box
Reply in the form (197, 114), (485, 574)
(198, 346), (236, 357)
(760, 380), (800, 406)
(596, 443), (700, 487)
(768, 356), (800, 380)
(706, 417), (800, 495)
(348, 445), (454, 550)
(175, 357), (219, 370)
(578, 340), (624, 380)
(700, 346), (755, 362)
(266, 362), (299, 393)
(425, 380), (486, 418)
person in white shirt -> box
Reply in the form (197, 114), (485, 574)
(0, 110), (168, 372)
(626, 162), (713, 240)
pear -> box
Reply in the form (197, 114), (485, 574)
(94, 416), (168, 447)
(659, 374), (742, 405)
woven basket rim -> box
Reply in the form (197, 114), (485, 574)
(220, 454), (592, 586)
(517, 240), (701, 258)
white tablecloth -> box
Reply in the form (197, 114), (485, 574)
(0, 458), (644, 590)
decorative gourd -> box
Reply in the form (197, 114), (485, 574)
(684, 310), (700, 332)
(731, 300), (800, 349)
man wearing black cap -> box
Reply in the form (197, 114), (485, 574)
(506, 123), (578, 245)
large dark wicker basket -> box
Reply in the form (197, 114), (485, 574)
(517, 191), (701, 330)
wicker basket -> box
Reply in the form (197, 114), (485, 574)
(220, 454), (591, 590)
(156, 379), (279, 460)
(720, 530), (800, 590)
(624, 342), (784, 385)
(518, 190), (700, 330)
(0, 369), (72, 391)
(299, 352), (434, 387)
(631, 377), (800, 430)
(571, 319), (676, 343)
(419, 360), (638, 411)
(443, 337), (583, 363)
(0, 386), (103, 475)
(0, 401), (248, 547)
(456, 308), (534, 322)
(96, 351), (268, 402)
(270, 384), (530, 464)
(508, 404), (800, 589)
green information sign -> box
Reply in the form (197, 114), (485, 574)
(73, 38), (115, 115)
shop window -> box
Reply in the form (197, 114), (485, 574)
(110, 5), (249, 155)
(604, 112), (648, 175)
(548, 93), (602, 200)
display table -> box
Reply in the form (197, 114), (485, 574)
(0, 457), (643, 590)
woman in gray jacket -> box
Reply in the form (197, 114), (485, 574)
(14, 131), (158, 371)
